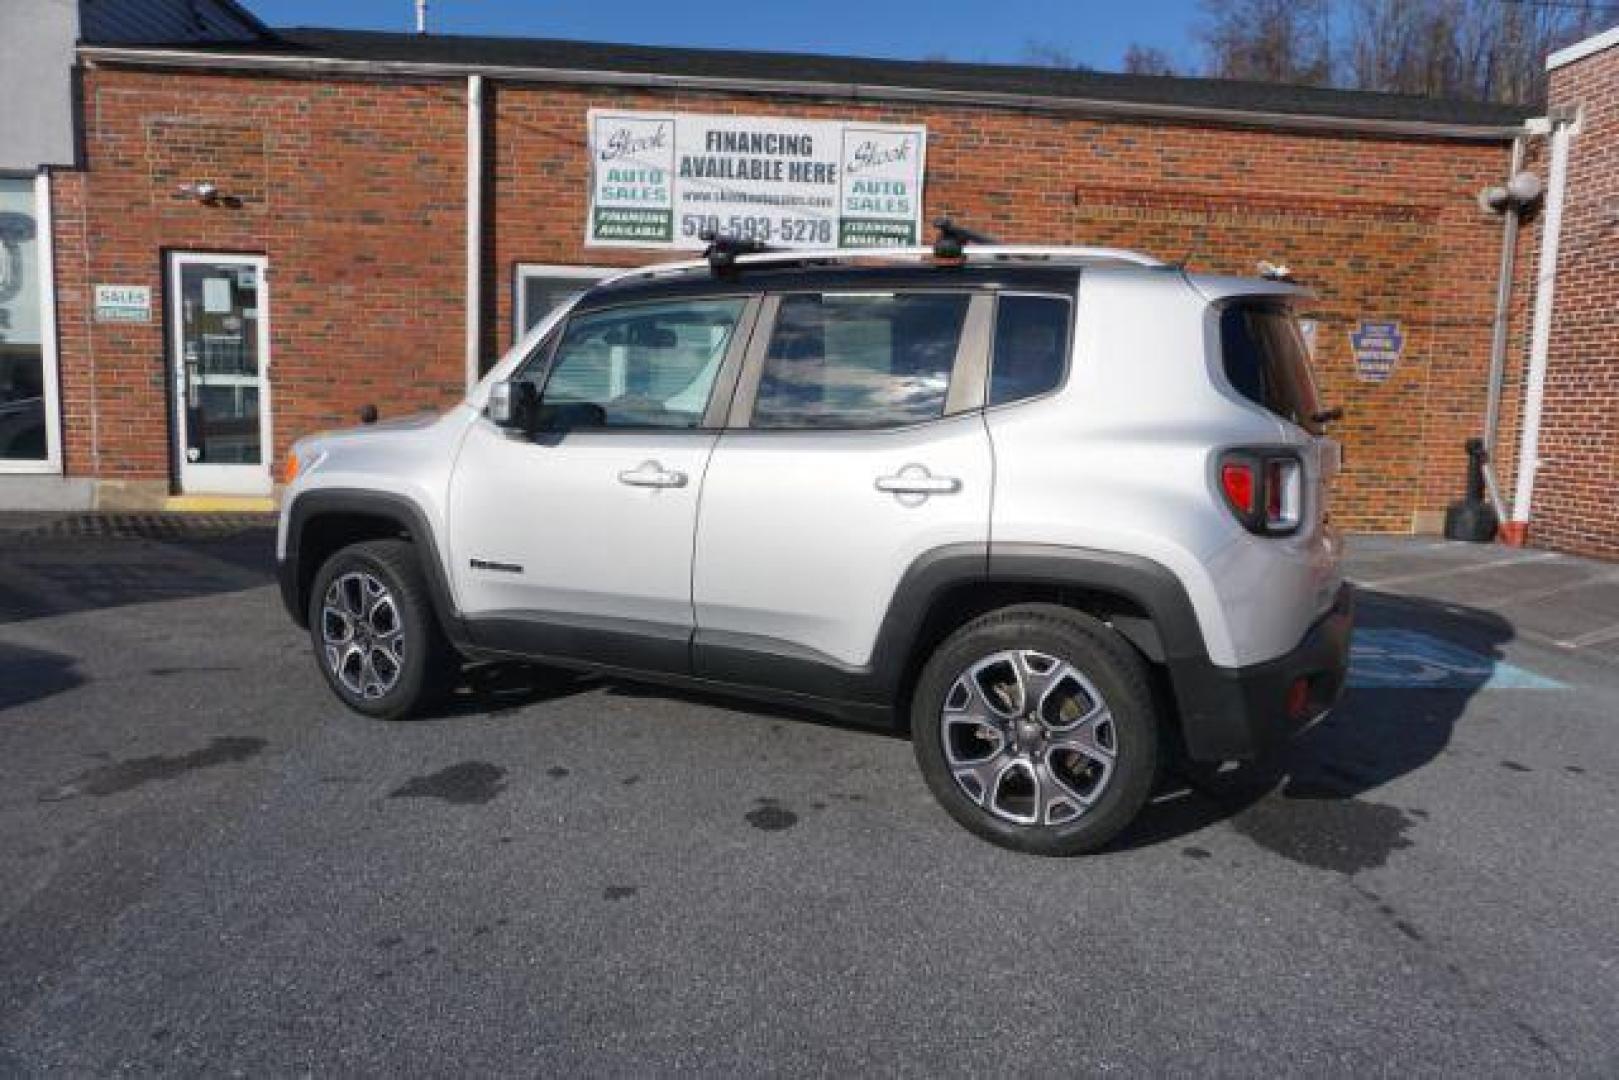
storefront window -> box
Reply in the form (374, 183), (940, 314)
(0, 177), (48, 462)
(513, 264), (611, 344)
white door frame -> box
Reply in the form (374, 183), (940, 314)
(166, 252), (273, 496)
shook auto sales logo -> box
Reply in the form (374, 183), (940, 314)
(845, 137), (912, 174)
(598, 122), (670, 163)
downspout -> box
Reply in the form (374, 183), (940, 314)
(1479, 135), (1525, 521)
(1505, 108), (1576, 546)
(465, 73), (484, 393)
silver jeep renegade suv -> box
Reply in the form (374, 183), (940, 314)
(277, 238), (1352, 856)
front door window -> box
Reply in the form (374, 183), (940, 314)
(538, 298), (747, 429)
(169, 254), (273, 495)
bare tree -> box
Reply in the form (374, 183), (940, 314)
(1021, 40), (1091, 70)
(1343, 0), (1607, 104)
(1198, 0), (1332, 85)
(1123, 44), (1178, 76)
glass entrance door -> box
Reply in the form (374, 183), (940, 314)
(168, 253), (272, 495)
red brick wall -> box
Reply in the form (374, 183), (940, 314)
(58, 65), (1526, 533)
(487, 85), (1522, 532)
(53, 70), (469, 482)
(1530, 43), (1619, 559)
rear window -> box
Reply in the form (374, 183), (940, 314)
(1219, 305), (1323, 435)
(751, 292), (968, 429)
(989, 294), (1071, 406)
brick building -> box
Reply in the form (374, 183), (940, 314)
(1503, 28), (1619, 559)
(0, 6), (1613, 552)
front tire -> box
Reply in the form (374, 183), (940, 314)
(910, 604), (1159, 856)
(307, 539), (454, 720)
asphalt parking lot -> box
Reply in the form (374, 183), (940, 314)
(1, 515), (1616, 1075)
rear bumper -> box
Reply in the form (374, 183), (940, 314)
(1171, 583), (1354, 762)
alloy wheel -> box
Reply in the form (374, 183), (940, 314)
(321, 571), (406, 699)
(940, 649), (1116, 826)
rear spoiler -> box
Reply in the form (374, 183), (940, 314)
(1184, 272), (1313, 305)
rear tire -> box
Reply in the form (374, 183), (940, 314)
(307, 539), (455, 720)
(910, 604), (1159, 856)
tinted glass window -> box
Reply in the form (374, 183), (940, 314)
(752, 292), (968, 429)
(990, 295), (1071, 406)
(541, 298), (745, 428)
(1220, 305), (1323, 435)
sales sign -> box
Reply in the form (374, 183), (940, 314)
(1349, 320), (1404, 383)
(93, 284), (151, 323)
(586, 109), (927, 250)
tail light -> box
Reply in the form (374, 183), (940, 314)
(1218, 449), (1303, 536)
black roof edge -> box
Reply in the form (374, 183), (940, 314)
(79, 24), (1538, 133)
(216, 0), (273, 38)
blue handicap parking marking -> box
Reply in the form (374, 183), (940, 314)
(1348, 628), (1565, 690)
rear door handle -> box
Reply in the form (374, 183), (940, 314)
(618, 460), (688, 489)
(875, 465), (961, 496)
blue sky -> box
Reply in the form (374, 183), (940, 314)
(246, 0), (1209, 73)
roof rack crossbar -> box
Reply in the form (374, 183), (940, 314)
(598, 244), (1163, 287)
(700, 230), (778, 277)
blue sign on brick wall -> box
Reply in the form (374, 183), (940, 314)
(1350, 320), (1404, 383)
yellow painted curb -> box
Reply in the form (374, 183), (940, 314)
(162, 495), (277, 513)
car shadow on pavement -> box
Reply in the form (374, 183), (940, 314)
(599, 677), (906, 736)
(0, 515), (276, 626)
(0, 640), (86, 713)
(418, 661), (606, 720)
(1111, 588), (1519, 863)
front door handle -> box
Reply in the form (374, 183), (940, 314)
(875, 465), (962, 496)
(618, 460), (688, 489)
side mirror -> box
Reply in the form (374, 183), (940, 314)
(488, 380), (538, 432)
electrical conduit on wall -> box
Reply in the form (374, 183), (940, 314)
(1506, 110), (1576, 545)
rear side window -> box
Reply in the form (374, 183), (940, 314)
(1219, 305), (1323, 435)
(990, 294), (1071, 406)
(751, 292), (968, 429)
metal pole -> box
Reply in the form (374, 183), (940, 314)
(415, 0), (427, 34)
(465, 74), (483, 392)
(1482, 135), (1524, 459)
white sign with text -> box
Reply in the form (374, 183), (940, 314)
(586, 109), (927, 250)
(93, 284), (152, 323)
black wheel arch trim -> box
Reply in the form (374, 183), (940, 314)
(279, 488), (467, 645)
(695, 541), (1213, 713)
(981, 543), (1209, 663)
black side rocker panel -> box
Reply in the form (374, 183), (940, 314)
(690, 542), (991, 707)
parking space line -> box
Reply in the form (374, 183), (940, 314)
(1354, 551), (1562, 589)
(1483, 572), (1619, 610)
(1559, 622), (1619, 650)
